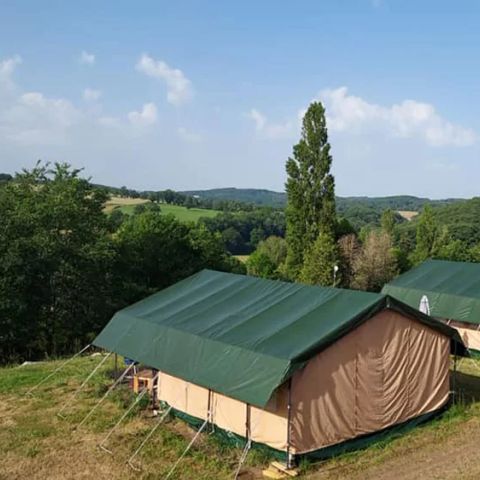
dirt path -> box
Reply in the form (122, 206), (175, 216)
(306, 416), (480, 480)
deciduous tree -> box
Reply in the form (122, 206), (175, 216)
(299, 232), (339, 287)
(352, 230), (398, 292)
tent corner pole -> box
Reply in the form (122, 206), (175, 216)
(286, 378), (293, 470)
(452, 341), (458, 404)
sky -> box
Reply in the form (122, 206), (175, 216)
(0, 1), (479, 198)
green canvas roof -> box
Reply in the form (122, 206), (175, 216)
(382, 259), (480, 326)
(94, 269), (465, 408)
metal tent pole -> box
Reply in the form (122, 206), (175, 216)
(286, 379), (293, 469)
(57, 352), (112, 419)
(452, 341), (458, 404)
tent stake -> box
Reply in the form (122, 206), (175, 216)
(57, 352), (112, 419)
(25, 344), (91, 397)
(126, 405), (172, 471)
(164, 415), (210, 480)
(74, 362), (135, 430)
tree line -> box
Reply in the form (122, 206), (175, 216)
(0, 163), (244, 363)
(245, 101), (480, 290)
(2, 101), (479, 362)
(97, 183), (258, 213)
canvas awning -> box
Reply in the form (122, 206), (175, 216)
(94, 269), (466, 408)
(382, 259), (480, 326)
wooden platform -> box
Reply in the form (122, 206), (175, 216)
(262, 462), (299, 478)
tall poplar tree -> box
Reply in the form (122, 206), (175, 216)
(411, 204), (438, 264)
(285, 101), (336, 279)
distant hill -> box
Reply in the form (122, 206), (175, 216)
(182, 188), (461, 211)
(0, 173), (13, 185)
(183, 188), (287, 207)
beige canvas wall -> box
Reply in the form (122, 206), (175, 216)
(290, 310), (450, 454)
(157, 372), (289, 451)
(448, 320), (480, 351)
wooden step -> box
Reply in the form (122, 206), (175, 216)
(262, 466), (288, 479)
(271, 461), (300, 477)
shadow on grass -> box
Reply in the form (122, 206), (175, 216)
(455, 370), (480, 404)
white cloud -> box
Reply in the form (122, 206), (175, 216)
(136, 54), (193, 106)
(248, 88), (476, 148)
(320, 87), (476, 147)
(248, 109), (266, 131)
(178, 127), (202, 143)
(79, 51), (95, 65)
(0, 55), (22, 79)
(83, 88), (101, 101)
(247, 108), (295, 140)
(1, 91), (80, 145)
(127, 102), (158, 126)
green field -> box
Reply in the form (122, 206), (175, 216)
(1, 356), (480, 479)
(105, 196), (219, 222)
(159, 204), (220, 222)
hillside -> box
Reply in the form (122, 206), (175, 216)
(433, 197), (480, 246)
(395, 197), (480, 247)
(183, 188), (461, 211)
(183, 188), (287, 207)
(1, 355), (480, 479)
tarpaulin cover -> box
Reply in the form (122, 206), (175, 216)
(93, 269), (465, 407)
(382, 259), (480, 326)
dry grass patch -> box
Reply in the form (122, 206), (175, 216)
(104, 196), (150, 213)
(397, 210), (419, 221)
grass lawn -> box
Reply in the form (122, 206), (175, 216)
(0, 355), (268, 479)
(1, 356), (480, 479)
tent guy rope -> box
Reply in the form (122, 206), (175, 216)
(99, 371), (160, 454)
(25, 344), (91, 397)
(164, 415), (210, 480)
(126, 405), (173, 471)
(74, 362), (135, 430)
(56, 352), (112, 419)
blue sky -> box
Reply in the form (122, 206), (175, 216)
(0, 1), (479, 197)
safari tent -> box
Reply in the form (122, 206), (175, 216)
(93, 269), (465, 463)
(383, 259), (480, 354)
